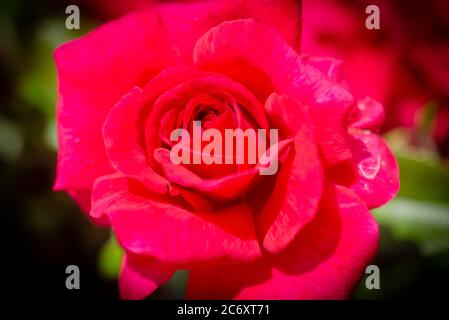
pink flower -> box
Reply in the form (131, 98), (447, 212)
(54, 0), (399, 299)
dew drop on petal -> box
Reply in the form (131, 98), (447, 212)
(358, 154), (381, 180)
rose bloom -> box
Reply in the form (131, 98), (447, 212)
(54, 0), (399, 299)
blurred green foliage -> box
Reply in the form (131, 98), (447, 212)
(376, 198), (449, 255)
(98, 234), (123, 280)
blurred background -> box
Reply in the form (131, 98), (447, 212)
(1, 0), (448, 299)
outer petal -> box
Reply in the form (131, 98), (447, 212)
(157, 0), (303, 52)
(119, 252), (174, 300)
(187, 184), (379, 299)
(193, 19), (354, 166)
(256, 94), (323, 254)
(330, 130), (400, 209)
(54, 10), (182, 192)
(91, 0), (302, 53)
(90, 174), (261, 267)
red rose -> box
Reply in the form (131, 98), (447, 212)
(54, 0), (399, 299)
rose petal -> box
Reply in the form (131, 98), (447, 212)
(187, 184), (379, 299)
(349, 97), (385, 131)
(119, 252), (174, 300)
(92, 0), (302, 53)
(90, 174), (261, 267)
(102, 87), (169, 193)
(255, 93), (323, 254)
(153, 148), (260, 202)
(330, 130), (400, 209)
(157, 0), (302, 52)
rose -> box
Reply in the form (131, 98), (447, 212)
(301, 0), (449, 156)
(54, 1), (399, 299)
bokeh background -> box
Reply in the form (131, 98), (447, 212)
(1, 0), (448, 299)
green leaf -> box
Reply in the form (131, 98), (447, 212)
(374, 198), (449, 255)
(98, 235), (123, 280)
(395, 153), (449, 205)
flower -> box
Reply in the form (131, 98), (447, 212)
(54, 1), (399, 299)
